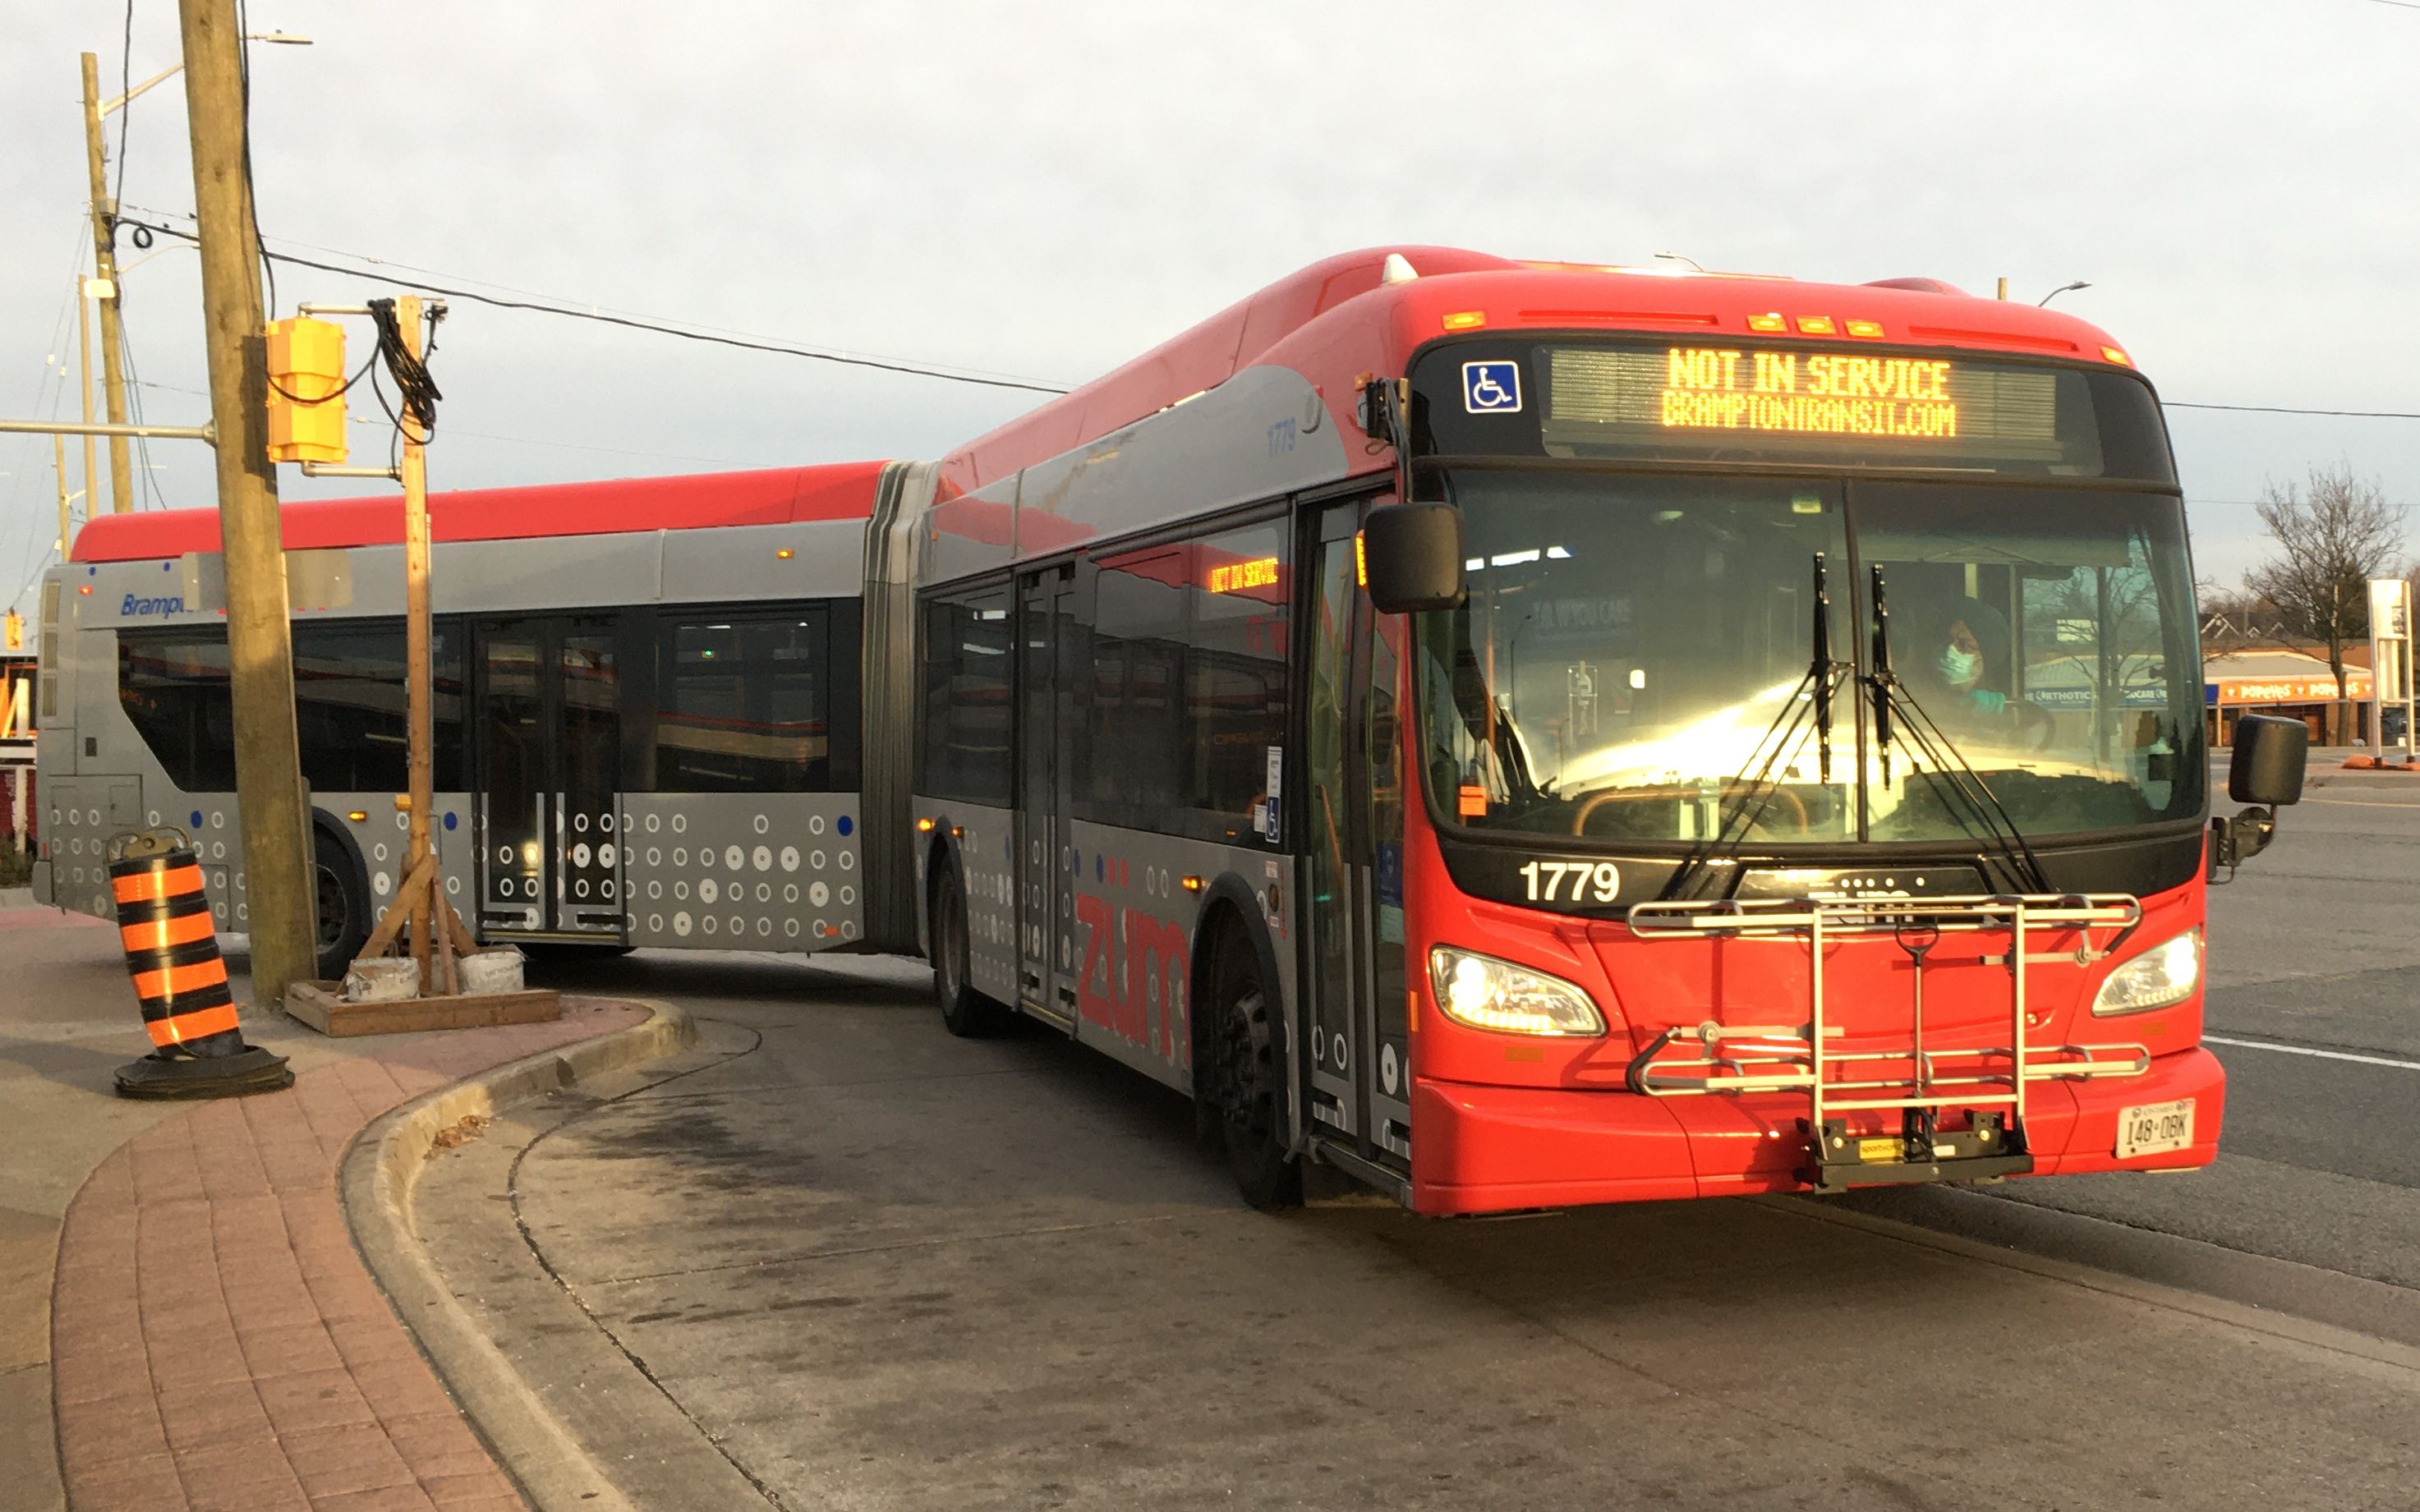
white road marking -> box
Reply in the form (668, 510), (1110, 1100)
(2298, 796), (2420, 809)
(2206, 1034), (2420, 1072)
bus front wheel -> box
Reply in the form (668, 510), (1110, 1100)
(1206, 924), (1301, 1211)
(932, 856), (1008, 1037)
(313, 827), (370, 983)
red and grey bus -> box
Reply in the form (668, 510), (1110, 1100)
(906, 246), (2303, 1213)
(32, 463), (932, 977)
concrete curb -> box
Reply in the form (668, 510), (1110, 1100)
(338, 997), (697, 1512)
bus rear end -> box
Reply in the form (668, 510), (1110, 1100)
(1382, 319), (2245, 1213)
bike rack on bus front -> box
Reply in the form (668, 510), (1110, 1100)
(1622, 894), (2151, 1191)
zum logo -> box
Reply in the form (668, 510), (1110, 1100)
(121, 593), (185, 616)
(1074, 894), (1191, 1064)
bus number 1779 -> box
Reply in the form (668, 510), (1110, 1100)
(1519, 859), (1621, 904)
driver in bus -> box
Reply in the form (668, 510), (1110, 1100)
(1908, 597), (2019, 726)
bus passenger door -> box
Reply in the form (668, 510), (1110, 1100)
(473, 616), (626, 941)
(1301, 502), (1411, 1174)
(1015, 566), (1079, 1026)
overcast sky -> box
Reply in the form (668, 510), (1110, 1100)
(6, 1), (2418, 618)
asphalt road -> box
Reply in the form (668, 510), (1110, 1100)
(1913, 763), (2420, 1307)
(407, 774), (2420, 1510)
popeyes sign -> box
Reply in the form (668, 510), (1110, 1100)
(2215, 675), (2372, 705)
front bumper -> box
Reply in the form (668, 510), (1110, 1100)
(1408, 1046), (2225, 1216)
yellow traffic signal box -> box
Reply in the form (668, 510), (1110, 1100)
(265, 317), (348, 465)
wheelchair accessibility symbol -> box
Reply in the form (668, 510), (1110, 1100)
(1461, 360), (1522, 414)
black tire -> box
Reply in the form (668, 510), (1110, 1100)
(932, 854), (1009, 1037)
(1203, 922), (1301, 1211)
(312, 826), (370, 981)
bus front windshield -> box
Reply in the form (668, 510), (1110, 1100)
(1416, 471), (2205, 850)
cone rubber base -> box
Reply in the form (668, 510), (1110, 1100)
(113, 1045), (295, 1100)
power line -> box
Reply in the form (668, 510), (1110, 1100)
(113, 214), (1071, 396)
(120, 202), (1067, 389)
(113, 0), (135, 209)
(2165, 400), (2420, 421)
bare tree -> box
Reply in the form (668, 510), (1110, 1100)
(2243, 462), (2408, 737)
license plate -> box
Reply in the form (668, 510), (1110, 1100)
(2116, 1097), (2195, 1160)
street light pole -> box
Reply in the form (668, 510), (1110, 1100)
(176, 0), (318, 1008)
(81, 53), (136, 516)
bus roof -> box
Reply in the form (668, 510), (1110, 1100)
(68, 460), (890, 564)
(937, 246), (2138, 496)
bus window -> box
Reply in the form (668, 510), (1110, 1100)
(1185, 521), (1288, 843)
(920, 591), (1014, 806)
(290, 621), (465, 793)
(655, 613), (834, 792)
(1081, 549), (1188, 826)
(117, 631), (237, 793)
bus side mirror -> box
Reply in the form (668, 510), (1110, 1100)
(2228, 713), (2307, 807)
(2211, 714), (2307, 880)
(1363, 503), (1465, 614)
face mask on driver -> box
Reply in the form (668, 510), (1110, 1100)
(1936, 644), (1979, 686)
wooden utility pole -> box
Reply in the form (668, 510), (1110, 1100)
(76, 278), (99, 526)
(398, 296), (437, 990)
(81, 52), (136, 515)
(177, 0), (318, 1006)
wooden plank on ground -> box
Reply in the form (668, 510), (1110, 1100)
(283, 979), (561, 1037)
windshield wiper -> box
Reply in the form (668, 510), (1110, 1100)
(1659, 553), (1846, 902)
(1865, 566), (2053, 895)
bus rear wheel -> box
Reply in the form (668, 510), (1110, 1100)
(1207, 925), (1301, 1211)
(932, 856), (1008, 1037)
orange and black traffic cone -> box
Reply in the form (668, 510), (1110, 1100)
(107, 830), (292, 1099)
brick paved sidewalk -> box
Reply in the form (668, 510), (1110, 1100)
(49, 998), (646, 1512)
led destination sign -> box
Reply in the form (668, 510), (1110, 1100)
(1412, 336), (2176, 482)
(1553, 345), (2058, 447)
(1658, 348), (1961, 438)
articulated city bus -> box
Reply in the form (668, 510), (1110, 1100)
(907, 246), (2303, 1213)
(34, 463), (929, 976)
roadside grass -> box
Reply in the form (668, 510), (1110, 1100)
(0, 848), (31, 888)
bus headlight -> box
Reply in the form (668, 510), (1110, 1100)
(2091, 929), (2201, 1016)
(1428, 947), (1606, 1036)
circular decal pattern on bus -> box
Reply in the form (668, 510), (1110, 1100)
(810, 882), (830, 907)
(1382, 1044), (1399, 1095)
(646, 815), (660, 834)
(673, 911), (691, 936)
(699, 879), (719, 904)
(784, 883), (798, 903)
(573, 843), (591, 868)
(780, 847), (800, 871)
(811, 816), (827, 836)
(373, 873), (390, 897)
(840, 851), (854, 871)
(840, 885), (855, 907)
(573, 813), (587, 834)
(753, 846), (772, 871)
(811, 850), (826, 870)
(671, 814), (688, 834)
(600, 844), (616, 867)
(723, 845), (743, 871)
(755, 884), (771, 903)
(753, 814), (769, 835)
